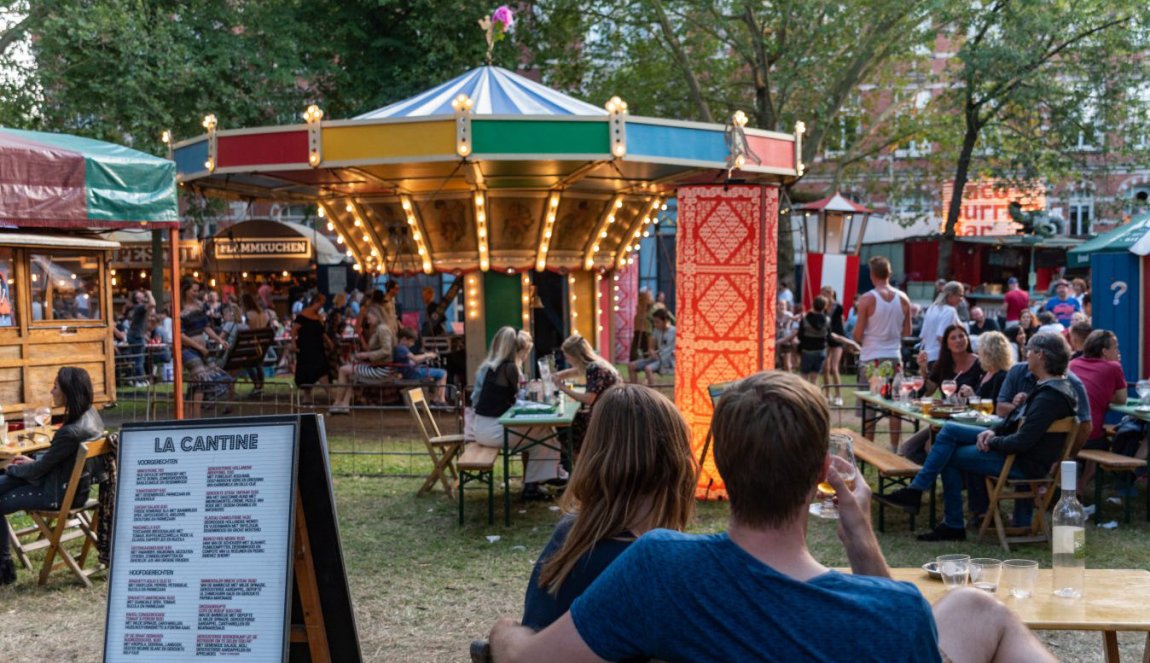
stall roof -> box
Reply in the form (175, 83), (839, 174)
(0, 128), (178, 229)
(0, 230), (120, 250)
(1067, 213), (1150, 267)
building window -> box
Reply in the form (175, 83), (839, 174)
(30, 252), (102, 322)
(1067, 194), (1094, 236)
(0, 248), (15, 327)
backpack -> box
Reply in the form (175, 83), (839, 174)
(801, 313), (829, 341)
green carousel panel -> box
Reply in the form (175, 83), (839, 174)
(472, 120), (610, 156)
(484, 272), (524, 341)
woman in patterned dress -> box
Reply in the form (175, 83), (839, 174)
(554, 334), (620, 455)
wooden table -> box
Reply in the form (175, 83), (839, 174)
(0, 426), (55, 468)
(498, 399), (580, 525)
(856, 390), (1001, 434)
(889, 567), (1150, 663)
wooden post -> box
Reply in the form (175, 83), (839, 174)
(291, 495), (330, 663)
(170, 227), (183, 419)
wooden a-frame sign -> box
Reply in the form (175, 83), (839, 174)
(104, 414), (360, 662)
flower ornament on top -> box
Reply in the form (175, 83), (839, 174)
(479, 6), (515, 64)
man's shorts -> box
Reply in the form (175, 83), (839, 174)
(415, 366), (447, 381)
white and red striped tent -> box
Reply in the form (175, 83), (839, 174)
(799, 193), (871, 316)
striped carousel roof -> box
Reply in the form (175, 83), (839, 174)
(355, 65), (607, 119)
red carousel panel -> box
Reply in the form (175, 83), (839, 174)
(218, 131), (308, 167)
(746, 135), (795, 171)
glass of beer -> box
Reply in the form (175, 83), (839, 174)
(817, 433), (857, 520)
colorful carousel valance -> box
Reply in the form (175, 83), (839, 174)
(173, 65), (802, 275)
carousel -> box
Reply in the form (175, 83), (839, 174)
(0, 127), (178, 413)
(173, 63), (803, 497)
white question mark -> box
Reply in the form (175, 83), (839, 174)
(1111, 281), (1128, 306)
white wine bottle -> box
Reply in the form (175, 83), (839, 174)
(1052, 460), (1086, 598)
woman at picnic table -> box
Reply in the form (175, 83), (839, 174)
(555, 334), (620, 455)
(0, 367), (103, 585)
(473, 327), (565, 501)
(1013, 309), (1039, 356)
(915, 324), (984, 399)
(329, 307), (395, 414)
(520, 383), (695, 634)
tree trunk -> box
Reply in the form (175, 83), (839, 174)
(936, 115), (982, 280)
(777, 187), (795, 296)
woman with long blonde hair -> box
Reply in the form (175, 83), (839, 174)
(555, 334), (620, 453)
(521, 384), (696, 630)
(473, 326), (564, 500)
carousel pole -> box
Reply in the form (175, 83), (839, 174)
(170, 226), (184, 419)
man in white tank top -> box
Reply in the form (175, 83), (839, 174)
(852, 256), (911, 447)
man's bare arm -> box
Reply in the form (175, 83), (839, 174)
(852, 294), (872, 345)
(490, 615), (608, 663)
(900, 294), (912, 337)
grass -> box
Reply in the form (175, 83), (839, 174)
(4, 388), (1149, 661)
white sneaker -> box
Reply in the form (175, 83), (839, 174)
(1083, 504), (1097, 517)
(832, 397), (844, 406)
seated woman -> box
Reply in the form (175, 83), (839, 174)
(0, 367), (103, 585)
(900, 324), (984, 461)
(521, 383), (695, 631)
(960, 331), (1012, 406)
(554, 334), (620, 454)
(330, 308), (395, 414)
(473, 327), (564, 501)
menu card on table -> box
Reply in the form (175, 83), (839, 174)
(104, 416), (299, 662)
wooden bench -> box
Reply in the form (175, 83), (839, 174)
(1077, 449), (1148, 525)
(457, 444), (501, 526)
(221, 327), (276, 373)
(833, 428), (935, 532)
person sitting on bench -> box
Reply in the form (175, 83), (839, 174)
(395, 327), (447, 404)
(330, 307), (396, 414)
(627, 308), (675, 386)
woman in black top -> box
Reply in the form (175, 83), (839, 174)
(1, 367), (103, 585)
(291, 293), (329, 390)
(820, 286), (848, 405)
(473, 327), (564, 501)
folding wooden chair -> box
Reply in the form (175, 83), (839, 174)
(11, 435), (113, 586)
(404, 387), (464, 499)
(977, 417), (1077, 551)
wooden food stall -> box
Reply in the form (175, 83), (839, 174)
(0, 128), (178, 415)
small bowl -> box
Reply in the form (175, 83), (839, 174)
(922, 561), (941, 580)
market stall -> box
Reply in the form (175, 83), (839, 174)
(0, 128), (178, 414)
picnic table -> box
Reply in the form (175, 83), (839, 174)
(0, 426), (55, 468)
(1110, 399), (1150, 422)
(855, 390), (1002, 434)
(497, 398), (580, 525)
(888, 567), (1150, 663)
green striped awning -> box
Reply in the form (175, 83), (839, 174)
(0, 127), (178, 229)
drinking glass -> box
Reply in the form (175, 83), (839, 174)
(34, 406), (52, 428)
(1003, 559), (1039, 598)
(967, 396), (982, 413)
(817, 433), (857, 520)
(1137, 380), (1150, 411)
(899, 380), (915, 405)
(22, 409), (35, 432)
(941, 380), (958, 404)
(910, 375), (925, 393)
(969, 558), (1002, 593)
(938, 554), (970, 590)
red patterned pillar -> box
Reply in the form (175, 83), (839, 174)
(674, 185), (778, 500)
(610, 261), (640, 362)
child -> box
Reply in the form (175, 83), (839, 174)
(395, 327), (448, 404)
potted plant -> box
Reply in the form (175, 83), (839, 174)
(865, 360), (894, 396)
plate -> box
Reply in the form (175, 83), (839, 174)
(951, 411), (979, 420)
(922, 561), (941, 580)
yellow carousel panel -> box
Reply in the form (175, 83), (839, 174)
(322, 121), (455, 162)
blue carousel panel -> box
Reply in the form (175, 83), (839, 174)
(626, 122), (728, 164)
(174, 140), (209, 176)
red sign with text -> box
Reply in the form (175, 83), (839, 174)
(941, 180), (1045, 236)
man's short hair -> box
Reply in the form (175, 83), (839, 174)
(1027, 332), (1070, 376)
(868, 256), (891, 279)
(812, 295), (828, 312)
(397, 327), (417, 341)
(1037, 311), (1057, 325)
(1069, 320), (1093, 342)
(712, 372), (829, 528)
(652, 308), (671, 322)
(1082, 329), (1116, 359)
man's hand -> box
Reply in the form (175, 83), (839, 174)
(917, 350), (929, 374)
(8, 454), (32, 465)
(975, 430), (995, 452)
(1012, 392), (1027, 407)
(828, 457), (890, 579)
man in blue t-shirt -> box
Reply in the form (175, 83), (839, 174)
(488, 372), (1055, 663)
(1043, 280), (1081, 328)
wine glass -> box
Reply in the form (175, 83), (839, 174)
(941, 380), (958, 405)
(910, 375), (925, 394)
(817, 433), (858, 520)
(34, 406), (52, 428)
(898, 380), (915, 405)
(1136, 380), (1150, 411)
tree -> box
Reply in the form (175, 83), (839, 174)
(525, 0), (943, 284)
(932, 0), (1150, 278)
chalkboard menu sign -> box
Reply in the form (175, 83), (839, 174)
(104, 416), (300, 661)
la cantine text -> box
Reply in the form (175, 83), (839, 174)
(153, 433), (260, 453)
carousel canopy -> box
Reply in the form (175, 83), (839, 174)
(356, 66), (607, 118)
(1067, 212), (1150, 267)
(173, 66), (802, 275)
(0, 128), (178, 229)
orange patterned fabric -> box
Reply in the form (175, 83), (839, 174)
(674, 185), (778, 500)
